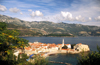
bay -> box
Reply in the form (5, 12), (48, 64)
(20, 36), (100, 65)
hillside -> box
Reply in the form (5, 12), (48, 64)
(0, 14), (100, 36)
(6, 23), (42, 36)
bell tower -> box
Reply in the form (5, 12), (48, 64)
(62, 39), (64, 47)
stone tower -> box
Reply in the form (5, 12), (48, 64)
(62, 39), (64, 47)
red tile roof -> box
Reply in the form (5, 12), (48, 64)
(66, 44), (70, 45)
(57, 44), (62, 45)
(32, 49), (35, 51)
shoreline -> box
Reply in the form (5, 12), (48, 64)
(18, 36), (75, 37)
(19, 36), (100, 38)
(41, 50), (90, 58)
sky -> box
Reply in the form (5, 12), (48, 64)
(0, 0), (100, 26)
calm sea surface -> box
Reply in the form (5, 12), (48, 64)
(20, 37), (100, 65)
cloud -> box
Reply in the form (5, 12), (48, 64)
(28, 9), (32, 12)
(31, 11), (35, 17)
(89, 17), (92, 20)
(9, 7), (20, 13)
(0, 4), (7, 12)
(35, 11), (43, 16)
(60, 12), (86, 22)
(31, 11), (43, 17)
(95, 16), (100, 21)
(75, 15), (86, 22)
(20, 12), (23, 15)
(75, 15), (81, 20)
(76, 17), (79, 20)
(61, 11), (72, 19)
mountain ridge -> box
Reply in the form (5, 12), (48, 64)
(0, 14), (100, 36)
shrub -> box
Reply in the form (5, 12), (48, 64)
(62, 45), (68, 49)
(32, 54), (48, 65)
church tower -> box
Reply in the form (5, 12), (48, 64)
(62, 39), (64, 47)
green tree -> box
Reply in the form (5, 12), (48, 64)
(0, 22), (7, 32)
(77, 45), (100, 65)
(62, 45), (68, 49)
(0, 22), (48, 65)
(0, 22), (29, 65)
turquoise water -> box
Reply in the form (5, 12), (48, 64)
(20, 37), (100, 65)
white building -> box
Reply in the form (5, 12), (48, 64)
(66, 44), (71, 48)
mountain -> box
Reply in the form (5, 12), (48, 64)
(0, 14), (100, 36)
(6, 23), (42, 36)
(0, 14), (30, 27)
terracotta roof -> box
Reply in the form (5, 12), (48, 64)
(66, 44), (70, 45)
(32, 49), (35, 51)
(79, 43), (82, 44)
(77, 43), (82, 45)
(25, 47), (31, 50)
(41, 54), (44, 56)
(57, 44), (62, 45)
(36, 46), (39, 48)
(39, 43), (43, 44)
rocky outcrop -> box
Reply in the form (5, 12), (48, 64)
(74, 43), (90, 52)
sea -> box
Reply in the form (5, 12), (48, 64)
(20, 36), (100, 65)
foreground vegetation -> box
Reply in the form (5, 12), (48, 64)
(77, 46), (100, 65)
(0, 22), (48, 65)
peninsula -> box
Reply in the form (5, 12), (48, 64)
(14, 39), (90, 58)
